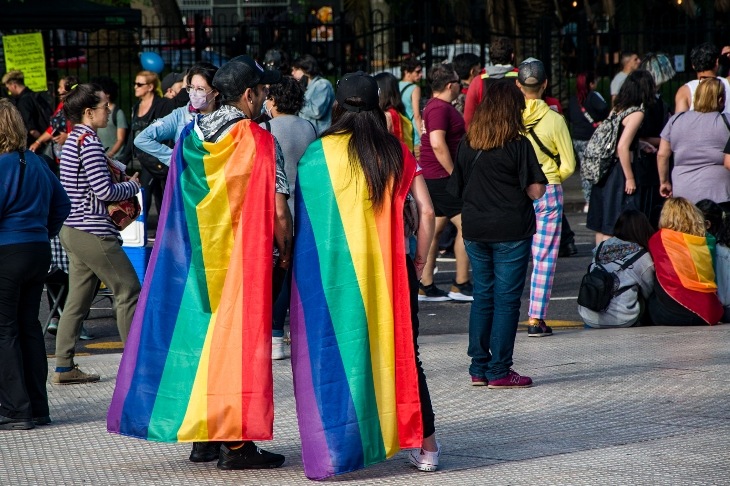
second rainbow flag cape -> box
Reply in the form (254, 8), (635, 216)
(108, 118), (276, 442)
(290, 134), (423, 480)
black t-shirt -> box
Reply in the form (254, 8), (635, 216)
(448, 136), (547, 243)
(569, 91), (610, 141)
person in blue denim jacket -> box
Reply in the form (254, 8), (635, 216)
(134, 63), (219, 168)
(291, 54), (334, 135)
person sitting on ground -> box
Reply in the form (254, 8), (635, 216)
(696, 199), (725, 237)
(578, 209), (656, 329)
(648, 197), (724, 326)
(659, 78), (730, 207)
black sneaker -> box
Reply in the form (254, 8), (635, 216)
(448, 280), (474, 302)
(527, 318), (553, 337)
(217, 442), (285, 470)
(0, 414), (34, 431)
(418, 283), (452, 302)
(189, 441), (222, 462)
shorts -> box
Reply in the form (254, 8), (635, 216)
(425, 176), (463, 219)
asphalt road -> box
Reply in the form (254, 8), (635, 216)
(42, 211), (594, 355)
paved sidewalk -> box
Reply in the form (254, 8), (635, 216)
(3, 324), (729, 485)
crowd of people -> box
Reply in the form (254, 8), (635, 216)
(1, 37), (729, 480)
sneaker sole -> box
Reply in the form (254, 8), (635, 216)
(189, 454), (220, 463)
(0, 421), (35, 430)
(51, 378), (101, 385)
(487, 383), (533, 389)
(447, 292), (474, 302)
(418, 295), (452, 302)
(470, 379), (488, 386)
(527, 332), (553, 337)
(217, 458), (285, 470)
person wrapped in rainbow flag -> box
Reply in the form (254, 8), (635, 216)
(290, 71), (439, 480)
(107, 56), (293, 470)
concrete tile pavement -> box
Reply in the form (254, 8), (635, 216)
(3, 324), (729, 485)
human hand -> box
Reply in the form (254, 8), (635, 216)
(639, 140), (657, 154)
(52, 132), (68, 145)
(625, 178), (636, 195)
(29, 141), (41, 152)
(659, 182), (673, 198)
(129, 172), (141, 187)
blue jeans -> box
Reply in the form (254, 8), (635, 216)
(465, 238), (531, 381)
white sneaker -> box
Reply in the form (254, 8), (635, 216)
(272, 336), (289, 360)
(409, 442), (441, 472)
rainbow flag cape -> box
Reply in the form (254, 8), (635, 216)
(290, 134), (423, 480)
(649, 228), (723, 325)
(108, 118), (277, 442)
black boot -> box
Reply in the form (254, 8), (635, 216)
(189, 441), (223, 462)
(217, 441), (285, 470)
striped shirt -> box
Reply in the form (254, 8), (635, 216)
(60, 124), (139, 237)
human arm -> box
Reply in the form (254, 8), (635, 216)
(410, 174), (435, 279)
(555, 116), (576, 182)
(616, 111), (644, 194)
(526, 183), (546, 200)
(29, 131), (52, 152)
(274, 193), (293, 270)
(463, 79), (481, 128)
(384, 110), (394, 134)
(45, 164), (71, 238)
(657, 138), (673, 198)
(411, 86), (423, 138)
(133, 108), (183, 166)
(429, 130), (454, 174)
(674, 85), (690, 114)
(80, 137), (139, 202)
(298, 78), (334, 121)
(637, 258), (655, 300)
(108, 108), (128, 158)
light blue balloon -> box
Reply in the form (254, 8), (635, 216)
(140, 52), (164, 73)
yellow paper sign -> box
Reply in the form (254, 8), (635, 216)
(3, 33), (47, 93)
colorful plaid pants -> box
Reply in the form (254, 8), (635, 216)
(529, 184), (563, 319)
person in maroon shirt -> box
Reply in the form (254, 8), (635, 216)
(418, 63), (472, 302)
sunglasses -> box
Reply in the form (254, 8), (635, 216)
(133, 82), (150, 88)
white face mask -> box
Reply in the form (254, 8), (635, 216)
(189, 90), (211, 111)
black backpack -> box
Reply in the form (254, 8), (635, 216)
(31, 91), (54, 133)
(577, 242), (647, 312)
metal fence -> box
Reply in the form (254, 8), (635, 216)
(3, 8), (730, 113)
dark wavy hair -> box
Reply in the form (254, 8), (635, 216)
(321, 101), (403, 211)
(292, 54), (321, 77)
(690, 42), (719, 72)
(89, 76), (118, 102)
(613, 209), (655, 249)
(429, 63), (457, 92)
(453, 53), (481, 80)
(490, 37), (514, 65)
(374, 72), (404, 113)
(696, 199), (724, 237)
(267, 75), (305, 115)
(400, 57), (422, 77)
(467, 80), (525, 150)
(63, 83), (103, 123)
(614, 69), (656, 112)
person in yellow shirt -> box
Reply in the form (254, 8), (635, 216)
(516, 58), (576, 338)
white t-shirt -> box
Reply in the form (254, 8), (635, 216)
(685, 78), (730, 113)
(610, 72), (628, 96)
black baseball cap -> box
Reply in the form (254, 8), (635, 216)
(336, 71), (380, 113)
(213, 55), (282, 102)
(161, 72), (184, 93)
(518, 57), (547, 87)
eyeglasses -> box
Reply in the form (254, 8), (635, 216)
(133, 82), (149, 88)
(185, 85), (213, 95)
(93, 103), (110, 111)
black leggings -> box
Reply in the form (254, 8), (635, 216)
(406, 256), (436, 438)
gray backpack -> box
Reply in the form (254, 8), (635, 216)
(581, 105), (643, 184)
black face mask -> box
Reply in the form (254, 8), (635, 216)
(298, 76), (309, 90)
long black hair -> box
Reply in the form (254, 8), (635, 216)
(374, 72), (404, 113)
(613, 209), (655, 249)
(614, 69), (656, 112)
(321, 100), (403, 211)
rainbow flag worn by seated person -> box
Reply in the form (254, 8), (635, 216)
(107, 118), (277, 442)
(649, 228), (724, 325)
(290, 134), (423, 480)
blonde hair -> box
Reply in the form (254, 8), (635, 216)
(1, 70), (24, 85)
(658, 197), (707, 237)
(693, 78), (725, 113)
(0, 99), (28, 153)
(136, 70), (163, 98)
